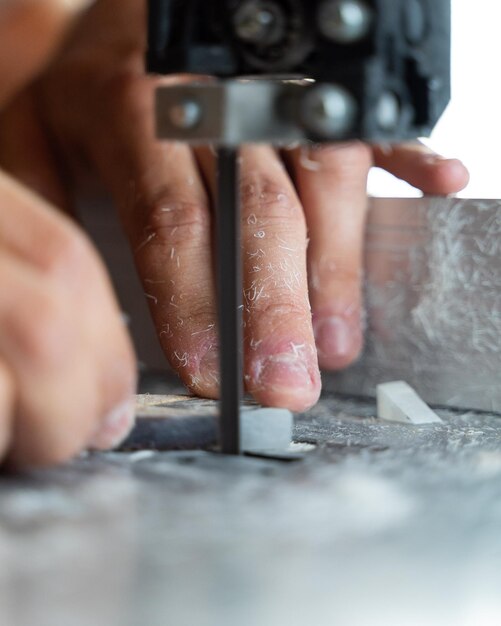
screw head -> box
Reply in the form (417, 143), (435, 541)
(376, 92), (400, 131)
(233, 2), (284, 46)
(168, 100), (202, 130)
(318, 0), (372, 44)
(301, 84), (357, 139)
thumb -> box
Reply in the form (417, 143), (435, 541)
(0, 0), (94, 108)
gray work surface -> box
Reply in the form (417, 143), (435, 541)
(1, 375), (501, 626)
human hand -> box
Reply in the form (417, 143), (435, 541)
(0, 0), (137, 467)
(1, 0), (469, 412)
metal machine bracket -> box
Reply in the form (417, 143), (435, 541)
(146, 0), (452, 454)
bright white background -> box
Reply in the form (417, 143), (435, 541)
(368, 0), (501, 198)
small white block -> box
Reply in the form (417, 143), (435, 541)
(377, 381), (443, 425)
(240, 407), (293, 451)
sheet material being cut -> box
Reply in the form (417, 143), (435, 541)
(377, 381), (443, 425)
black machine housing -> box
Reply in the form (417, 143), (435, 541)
(147, 0), (451, 141)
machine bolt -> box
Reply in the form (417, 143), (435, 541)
(318, 0), (372, 44)
(376, 91), (400, 131)
(301, 84), (357, 139)
(233, 1), (284, 46)
(168, 100), (202, 130)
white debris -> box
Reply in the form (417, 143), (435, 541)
(127, 450), (156, 463)
(377, 381), (443, 425)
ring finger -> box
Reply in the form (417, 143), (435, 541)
(287, 142), (372, 370)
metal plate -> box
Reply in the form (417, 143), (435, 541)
(329, 198), (501, 412)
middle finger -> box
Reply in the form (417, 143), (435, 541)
(198, 145), (321, 411)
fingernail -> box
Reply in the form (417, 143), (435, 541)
(313, 316), (354, 360)
(89, 398), (136, 451)
(255, 353), (315, 392)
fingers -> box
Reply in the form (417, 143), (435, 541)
(37, 4), (223, 400)
(373, 143), (470, 194)
(128, 145), (219, 398)
(80, 72), (220, 398)
(287, 143), (372, 370)
(0, 250), (98, 466)
(0, 172), (137, 467)
(198, 145), (321, 411)
(0, 0), (93, 107)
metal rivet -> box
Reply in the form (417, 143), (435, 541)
(301, 84), (357, 138)
(318, 0), (372, 44)
(169, 100), (202, 130)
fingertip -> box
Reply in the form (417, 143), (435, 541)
(425, 158), (470, 194)
(246, 348), (321, 412)
(185, 375), (220, 401)
(171, 340), (220, 400)
(374, 144), (471, 196)
(313, 315), (363, 371)
(88, 397), (136, 451)
(253, 385), (321, 413)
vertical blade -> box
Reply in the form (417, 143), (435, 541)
(216, 147), (243, 454)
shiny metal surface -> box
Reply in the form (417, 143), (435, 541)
(329, 198), (501, 412)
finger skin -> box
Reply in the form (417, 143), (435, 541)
(0, 90), (70, 211)
(36, 1), (222, 399)
(0, 251), (100, 466)
(0, 0), (93, 108)
(128, 149), (219, 398)
(0, 172), (137, 466)
(86, 77), (219, 398)
(288, 143), (372, 370)
(0, 250), (135, 467)
(373, 143), (470, 194)
(0, 361), (14, 462)
(198, 146), (321, 411)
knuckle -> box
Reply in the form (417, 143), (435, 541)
(184, 301), (215, 328)
(248, 298), (309, 325)
(240, 172), (303, 223)
(135, 195), (210, 252)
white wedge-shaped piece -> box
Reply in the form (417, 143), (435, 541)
(377, 381), (443, 425)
